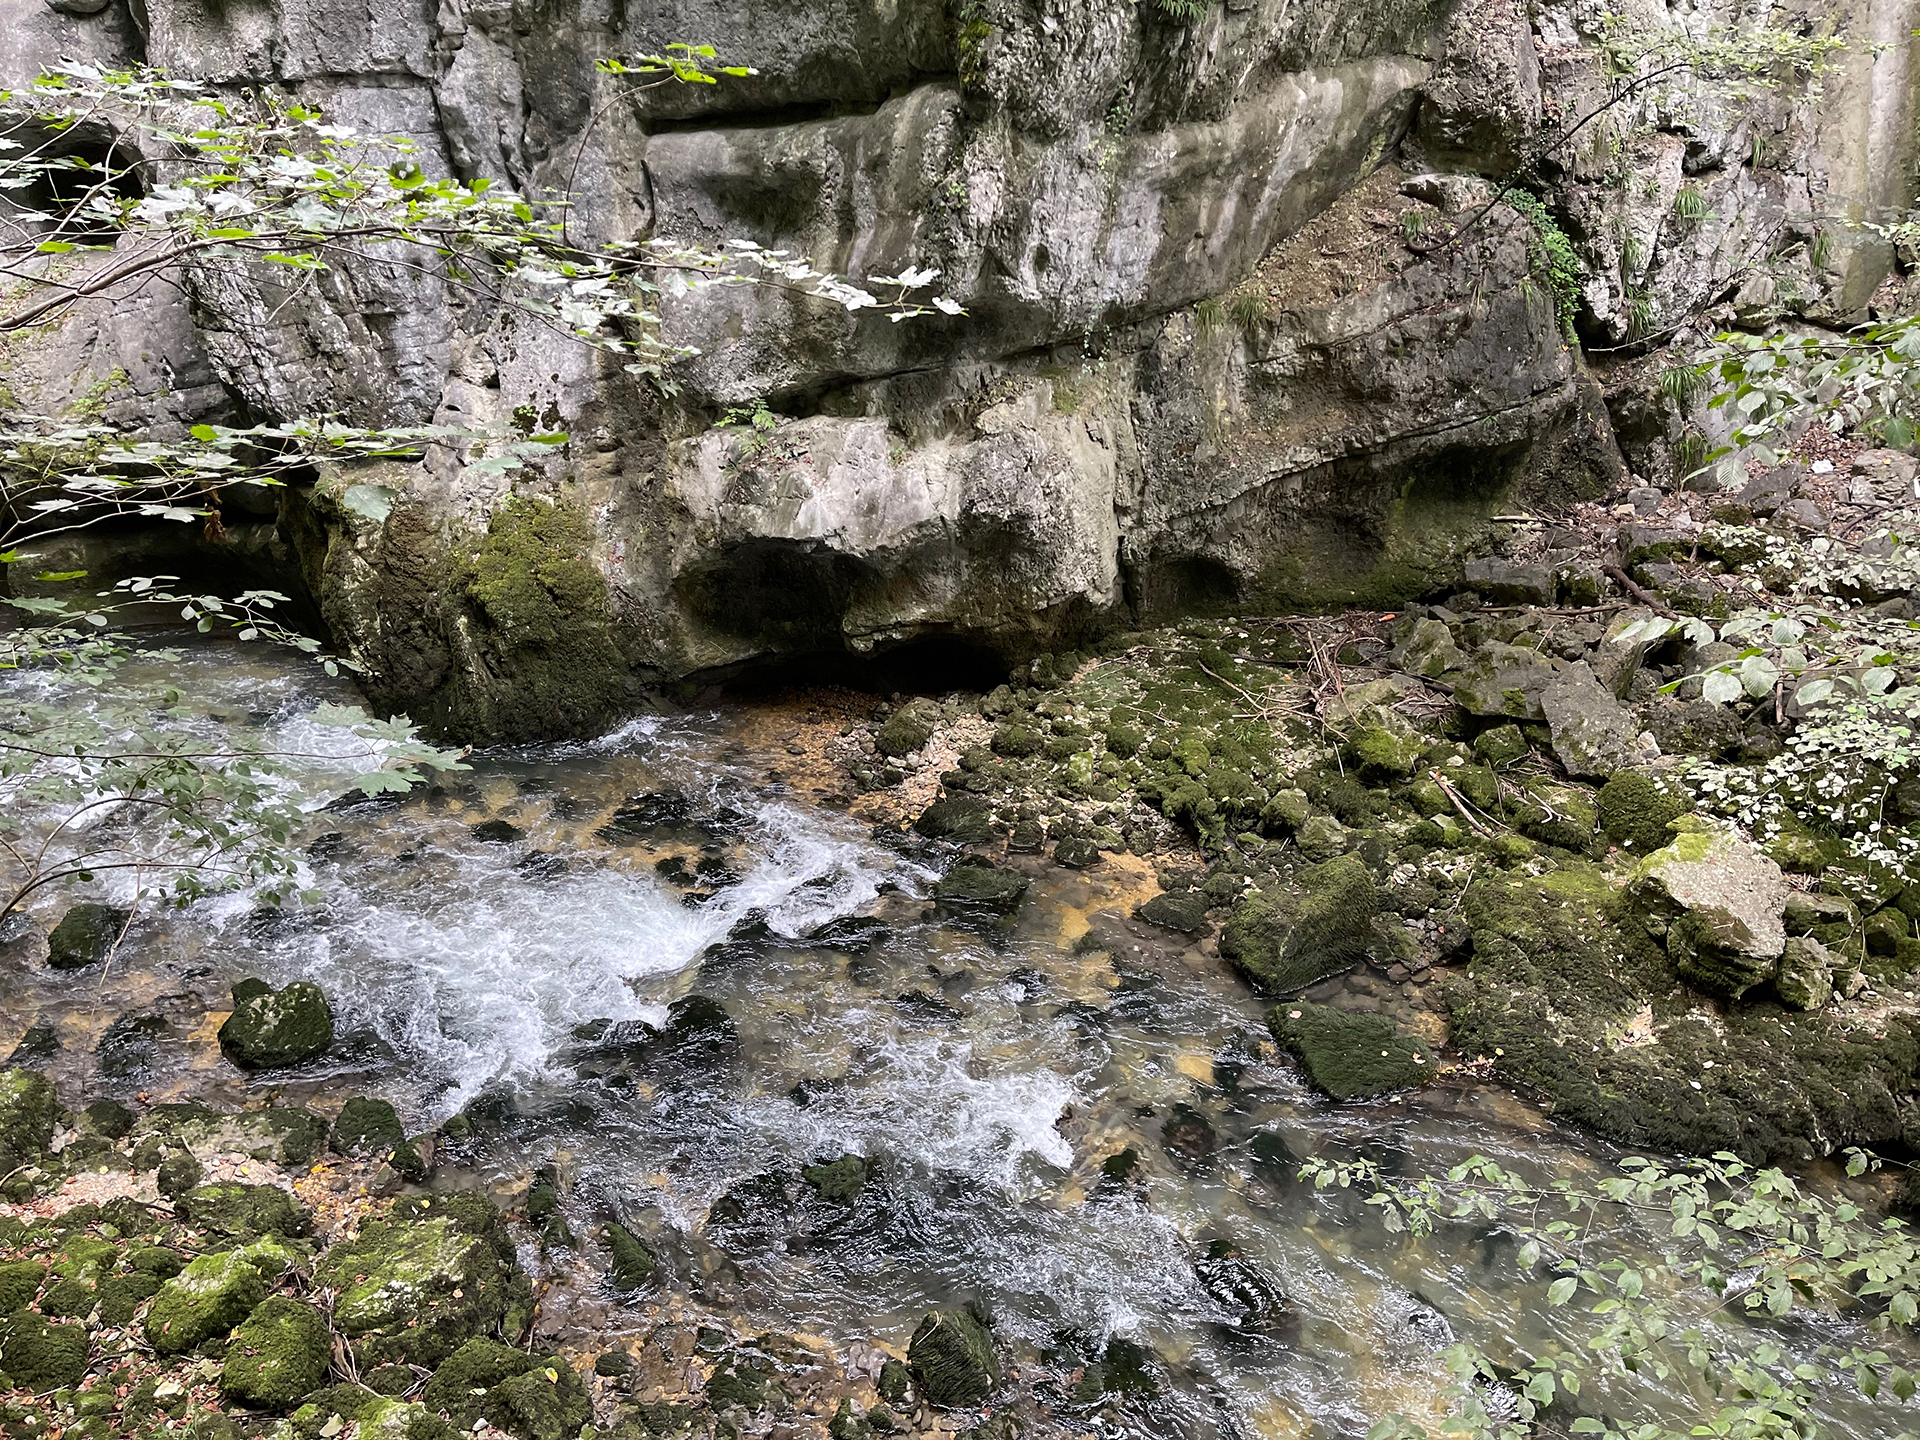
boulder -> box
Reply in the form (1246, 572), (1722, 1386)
(907, 1309), (1001, 1407)
(486, 1359), (592, 1440)
(1461, 557), (1553, 605)
(220, 1297), (331, 1410)
(332, 1096), (406, 1157)
(603, 1223), (658, 1293)
(913, 795), (997, 844)
(0, 1260), (45, 1314)
(1220, 857), (1380, 995)
(421, 1337), (538, 1429)
(1268, 1004), (1432, 1100)
(314, 1209), (518, 1368)
(217, 980), (334, 1070)
(801, 1155), (870, 1205)
(132, 1103), (329, 1168)
(1390, 618), (1462, 678)
(1775, 936), (1835, 1012)
(1542, 662), (1651, 779)
(145, 1247), (269, 1356)
(933, 859), (1028, 923)
(1135, 890), (1209, 934)
(1295, 814), (1348, 862)
(0, 1068), (56, 1171)
(1596, 771), (1691, 853)
(875, 702), (939, 758)
(175, 1182), (312, 1239)
(1631, 827), (1790, 1000)
(46, 903), (130, 970)
(1445, 642), (1562, 721)
(0, 1309), (87, 1390)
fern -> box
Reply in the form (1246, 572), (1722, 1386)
(1503, 191), (1583, 343)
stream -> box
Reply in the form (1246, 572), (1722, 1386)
(0, 637), (1894, 1439)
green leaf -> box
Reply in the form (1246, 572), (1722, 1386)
(1547, 1276), (1578, 1306)
(189, 423), (219, 442)
(340, 483), (397, 524)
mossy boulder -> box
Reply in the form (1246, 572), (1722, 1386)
(913, 795), (997, 844)
(1446, 642), (1560, 720)
(933, 858), (1028, 924)
(1219, 856), (1380, 996)
(314, 1209), (516, 1367)
(1135, 890), (1209, 934)
(1472, 724), (1528, 768)
(486, 1359), (592, 1440)
(332, 1096), (407, 1157)
(0, 1308), (87, 1389)
(0, 1261), (46, 1314)
(0, 1068), (56, 1170)
(907, 1309), (1000, 1407)
(218, 981), (334, 1070)
(1390, 618), (1462, 678)
(145, 1247), (269, 1356)
(1776, 937), (1835, 1011)
(1268, 1004), (1432, 1100)
(875, 704), (938, 758)
(1346, 722), (1423, 782)
(46, 902), (130, 970)
(421, 1337), (538, 1428)
(176, 1183), (313, 1239)
(96, 1271), (163, 1327)
(1597, 771), (1691, 854)
(604, 1223), (658, 1294)
(358, 1398), (458, 1440)
(132, 1102), (330, 1168)
(990, 724), (1044, 758)
(1632, 828), (1789, 1000)
(220, 1297), (331, 1410)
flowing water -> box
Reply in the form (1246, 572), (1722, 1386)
(0, 637), (1897, 1438)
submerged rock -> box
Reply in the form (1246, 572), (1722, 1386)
(217, 979), (335, 1070)
(1219, 856), (1380, 995)
(219, 1296), (331, 1410)
(46, 902), (131, 970)
(907, 1309), (1001, 1407)
(1632, 826), (1790, 1000)
(934, 858), (1029, 924)
(801, 1155), (871, 1205)
(1268, 1004), (1432, 1100)
(604, 1222), (658, 1294)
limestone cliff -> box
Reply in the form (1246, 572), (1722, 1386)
(1, 0), (1913, 740)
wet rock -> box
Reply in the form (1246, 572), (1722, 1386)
(176, 1182), (313, 1239)
(146, 1247), (270, 1356)
(914, 794), (997, 844)
(1053, 835), (1102, 868)
(934, 858), (1029, 923)
(421, 1337), (538, 1428)
(1067, 1336), (1160, 1405)
(1135, 890), (1209, 934)
(333, 1096), (407, 1157)
(1220, 857), (1380, 995)
(1268, 1003), (1433, 1100)
(1160, 1104), (1216, 1169)
(1775, 936), (1834, 1011)
(802, 1155), (871, 1204)
(0, 1309), (86, 1389)
(220, 1297), (331, 1410)
(1006, 818), (1046, 853)
(471, 819), (523, 844)
(314, 1203), (520, 1368)
(46, 902), (130, 970)
(877, 1356), (912, 1405)
(1195, 1240), (1288, 1335)
(1542, 662), (1650, 779)
(875, 703), (938, 757)
(79, 1097), (135, 1140)
(908, 1309), (1001, 1407)
(1596, 771), (1691, 854)
(134, 1102), (330, 1168)
(1445, 642), (1560, 720)
(605, 1222), (658, 1294)
(0, 1068), (56, 1172)
(1631, 826), (1790, 1000)
(218, 980), (335, 1070)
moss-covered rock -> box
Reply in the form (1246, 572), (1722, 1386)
(1267, 1004), (1432, 1100)
(0, 1308), (87, 1389)
(421, 1337), (538, 1428)
(46, 902), (130, 970)
(0, 1068), (56, 1171)
(875, 704), (938, 758)
(934, 859), (1028, 924)
(486, 1359), (592, 1440)
(314, 1209), (516, 1368)
(990, 724), (1044, 758)
(1135, 890), (1209, 934)
(332, 1096), (406, 1157)
(1632, 828), (1789, 1000)
(1219, 856), (1380, 995)
(176, 1183), (313, 1239)
(604, 1223), (658, 1294)
(357, 1398), (458, 1440)
(0, 1260), (46, 1314)
(145, 1247), (268, 1356)
(217, 981), (334, 1070)
(1472, 724), (1528, 768)
(132, 1102), (330, 1169)
(1596, 771), (1690, 854)
(1446, 869), (1920, 1162)
(1775, 937), (1835, 1011)
(913, 795), (997, 844)
(907, 1309), (1000, 1408)
(95, 1271), (162, 1327)
(877, 1356), (911, 1405)
(219, 1297), (331, 1410)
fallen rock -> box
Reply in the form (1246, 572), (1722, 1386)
(0, 1308), (87, 1390)
(913, 794), (997, 844)
(1445, 642), (1561, 721)
(908, 1309), (1001, 1407)
(1389, 618), (1462, 678)
(1542, 662), (1652, 779)
(1461, 557), (1553, 605)
(132, 1102), (330, 1168)
(1631, 826), (1790, 999)
(1219, 857), (1380, 995)
(217, 979), (335, 1070)
(46, 902), (130, 970)
(145, 1246), (270, 1356)
(1775, 936), (1835, 1011)
(0, 1067), (56, 1172)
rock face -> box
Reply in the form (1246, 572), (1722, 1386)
(1, 0), (1910, 741)
(1632, 827), (1791, 1000)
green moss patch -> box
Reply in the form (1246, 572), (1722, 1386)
(1267, 1003), (1432, 1099)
